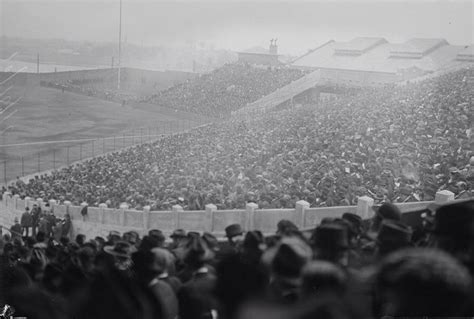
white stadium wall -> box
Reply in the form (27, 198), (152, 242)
(0, 190), (457, 240)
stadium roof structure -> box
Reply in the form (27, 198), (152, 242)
(291, 37), (473, 74)
(334, 37), (388, 56)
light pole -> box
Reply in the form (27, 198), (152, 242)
(117, 0), (122, 90)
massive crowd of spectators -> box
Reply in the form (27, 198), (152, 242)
(1, 199), (474, 318)
(9, 68), (473, 211)
(147, 63), (308, 117)
(42, 63), (307, 118)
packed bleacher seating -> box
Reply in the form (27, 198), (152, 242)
(146, 63), (308, 117)
(1, 198), (474, 318)
(42, 63), (308, 117)
(10, 68), (474, 211)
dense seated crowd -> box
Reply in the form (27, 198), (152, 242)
(10, 68), (474, 210)
(147, 63), (308, 117)
(42, 63), (307, 118)
(1, 199), (474, 319)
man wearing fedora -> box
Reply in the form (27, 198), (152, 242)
(367, 203), (402, 240)
(311, 223), (350, 267)
(218, 223), (244, 259)
(178, 235), (217, 319)
(131, 249), (179, 319)
(104, 241), (133, 273)
(20, 207), (33, 237)
(427, 199), (474, 272)
(266, 236), (312, 304)
(10, 217), (22, 240)
(360, 203), (403, 259)
(31, 203), (42, 236)
(375, 220), (412, 258)
(169, 229), (187, 248)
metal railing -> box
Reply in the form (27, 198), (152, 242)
(0, 118), (211, 185)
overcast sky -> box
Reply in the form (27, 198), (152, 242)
(1, 0), (473, 55)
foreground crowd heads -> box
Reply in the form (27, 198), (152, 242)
(9, 68), (474, 210)
(1, 199), (474, 319)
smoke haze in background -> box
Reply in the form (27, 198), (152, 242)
(1, 0), (472, 55)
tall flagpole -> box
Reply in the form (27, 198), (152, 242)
(117, 0), (122, 90)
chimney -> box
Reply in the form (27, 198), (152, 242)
(269, 39), (278, 55)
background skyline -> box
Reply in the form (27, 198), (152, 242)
(1, 0), (473, 55)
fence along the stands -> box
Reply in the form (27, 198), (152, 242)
(0, 190), (460, 240)
(0, 117), (210, 185)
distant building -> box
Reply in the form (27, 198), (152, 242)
(291, 37), (474, 81)
(236, 39), (280, 66)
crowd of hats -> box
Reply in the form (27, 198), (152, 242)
(7, 68), (473, 210)
(1, 199), (474, 318)
(146, 63), (308, 117)
(43, 63), (307, 118)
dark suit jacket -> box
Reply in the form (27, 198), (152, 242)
(178, 269), (217, 319)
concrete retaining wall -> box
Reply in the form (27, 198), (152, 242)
(1, 191), (461, 240)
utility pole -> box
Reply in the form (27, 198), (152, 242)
(117, 0), (122, 90)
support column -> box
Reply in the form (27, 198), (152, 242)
(143, 205), (151, 231)
(99, 203), (108, 224)
(434, 190), (455, 204)
(24, 197), (31, 209)
(2, 191), (11, 202)
(357, 196), (374, 219)
(13, 194), (20, 210)
(172, 205), (183, 230)
(295, 200), (310, 228)
(119, 203), (129, 226)
(245, 202), (258, 230)
(205, 204), (217, 232)
(80, 202), (88, 221)
(49, 199), (57, 213)
(64, 201), (72, 217)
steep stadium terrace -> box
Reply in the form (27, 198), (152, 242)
(234, 37), (473, 117)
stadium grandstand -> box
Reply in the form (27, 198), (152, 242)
(1, 34), (474, 319)
(6, 67), (473, 211)
(234, 37), (473, 116)
(146, 63), (308, 118)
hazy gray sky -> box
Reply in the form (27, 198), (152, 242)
(1, 0), (473, 55)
